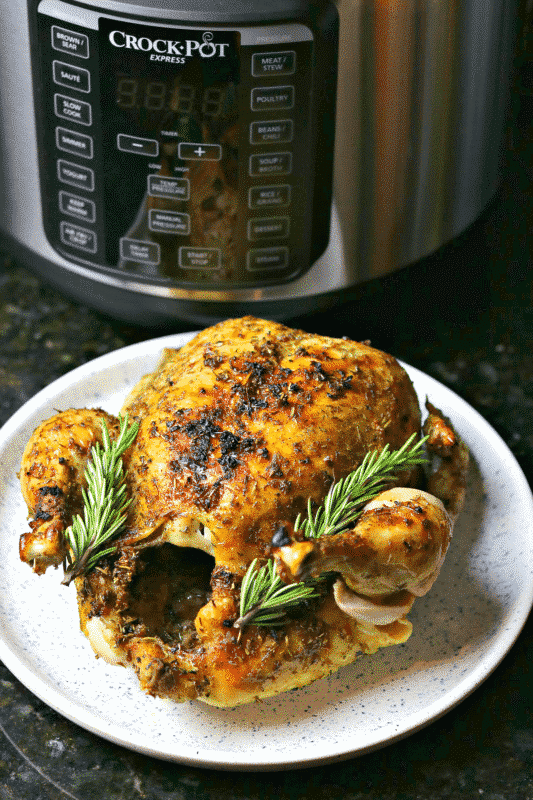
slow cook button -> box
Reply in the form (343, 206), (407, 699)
(249, 152), (292, 176)
(148, 175), (190, 200)
(246, 246), (289, 272)
(56, 127), (93, 159)
(52, 26), (90, 59)
(54, 94), (92, 126)
(59, 191), (96, 222)
(52, 60), (91, 93)
(148, 209), (190, 235)
(60, 221), (97, 253)
(179, 247), (221, 270)
(251, 86), (294, 112)
(251, 51), (296, 77)
(249, 184), (291, 209)
(250, 120), (293, 145)
(57, 159), (95, 191)
(117, 134), (159, 157)
(120, 238), (160, 265)
(248, 216), (290, 241)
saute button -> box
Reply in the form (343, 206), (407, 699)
(246, 246), (289, 272)
(57, 159), (95, 191)
(148, 175), (190, 199)
(117, 134), (159, 157)
(250, 120), (293, 145)
(251, 86), (294, 112)
(249, 152), (292, 176)
(56, 127), (93, 159)
(52, 26), (90, 59)
(251, 51), (296, 77)
(249, 185), (291, 209)
(149, 210), (190, 235)
(60, 221), (97, 253)
(179, 247), (221, 269)
(120, 238), (160, 265)
(59, 191), (96, 222)
(248, 217), (290, 241)
(53, 60), (91, 93)
(178, 143), (222, 161)
(54, 94), (92, 126)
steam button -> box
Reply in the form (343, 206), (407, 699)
(246, 246), (289, 272)
(52, 26), (90, 59)
(251, 51), (296, 77)
(53, 60), (91, 93)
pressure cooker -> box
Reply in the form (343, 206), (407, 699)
(0, 0), (517, 325)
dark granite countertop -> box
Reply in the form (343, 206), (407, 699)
(0, 138), (532, 798)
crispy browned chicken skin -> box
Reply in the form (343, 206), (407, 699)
(19, 317), (467, 706)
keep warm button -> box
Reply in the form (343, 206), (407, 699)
(251, 86), (294, 112)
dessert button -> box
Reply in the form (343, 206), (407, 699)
(248, 217), (290, 241)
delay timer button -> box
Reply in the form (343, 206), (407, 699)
(251, 51), (296, 77)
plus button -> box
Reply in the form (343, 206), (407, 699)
(194, 146), (206, 157)
(178, 142), (222, 161)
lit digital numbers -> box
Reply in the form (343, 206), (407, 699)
(116, 76), (233, 118)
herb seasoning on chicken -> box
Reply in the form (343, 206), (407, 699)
(18, 317), (468, 707)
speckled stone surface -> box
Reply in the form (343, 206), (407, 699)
(0, 147), (532, 796)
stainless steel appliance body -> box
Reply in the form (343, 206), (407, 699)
(0, 0), (517, 325)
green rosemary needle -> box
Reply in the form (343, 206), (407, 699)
(294, 432), (428, 539)
(235, 433), (428, 633)
(62, 413), (139, 586)
(234, 557), (321, 633)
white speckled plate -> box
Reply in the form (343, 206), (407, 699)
(0, 331), (532, 771)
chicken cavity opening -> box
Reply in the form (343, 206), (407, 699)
(126, 544), (215, 647)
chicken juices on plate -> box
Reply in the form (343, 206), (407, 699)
(18, 317), (468, 707)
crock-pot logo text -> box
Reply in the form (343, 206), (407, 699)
(109, 30), (229, 62)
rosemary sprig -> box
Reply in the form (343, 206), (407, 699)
(235, 434), (428, 633)
(294, 432), (428, 539)
(234, 558), (321, 633)
(62, 414), (139, 586)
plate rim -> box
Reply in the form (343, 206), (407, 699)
(0, 330), (532, 771)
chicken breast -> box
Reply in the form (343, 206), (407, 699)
(19, 316), (466, 707)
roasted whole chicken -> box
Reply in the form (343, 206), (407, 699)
(19, 317), (468, 707)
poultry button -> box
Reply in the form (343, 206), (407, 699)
(251, 86), (294, 112)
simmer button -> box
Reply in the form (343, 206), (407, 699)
(55, 127), (93, 159)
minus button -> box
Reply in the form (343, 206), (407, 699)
(117, 134), (159, 157)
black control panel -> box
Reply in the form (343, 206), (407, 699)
(33, 6), (328, 288)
